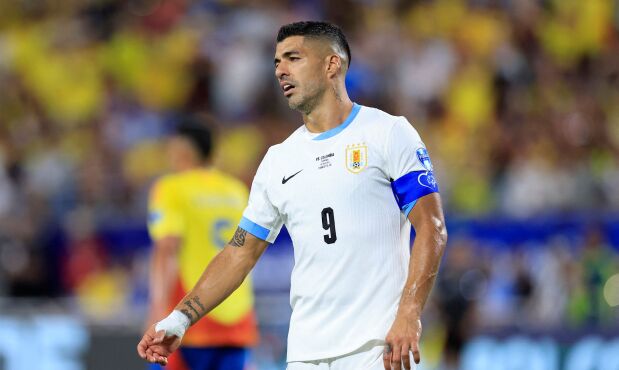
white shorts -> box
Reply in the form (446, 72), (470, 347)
(286, 341), (417, 370)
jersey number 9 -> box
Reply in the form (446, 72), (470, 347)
(321, 207), (337, 244)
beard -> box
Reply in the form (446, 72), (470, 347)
(288, 82), (326, 115)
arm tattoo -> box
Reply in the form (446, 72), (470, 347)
(181, 296), (206, 325)
(229, 227), (247, 247)
(180, 308), (194, 323)
(184, 300), (201, 317)
(192, 296), (206, 312)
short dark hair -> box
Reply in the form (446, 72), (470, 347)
(175, 117), (213, 161)
(276, 21), (351, 67)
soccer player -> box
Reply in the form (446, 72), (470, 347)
(138, 21), (447, 370)
(145, 118), (258, 370)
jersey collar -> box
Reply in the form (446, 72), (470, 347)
(311, 103), (361, 141)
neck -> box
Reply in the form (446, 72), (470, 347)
(302, 88), (353, 133)
(175, 159), (208, 172)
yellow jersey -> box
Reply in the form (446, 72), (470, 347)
(148, 168), (257, 347)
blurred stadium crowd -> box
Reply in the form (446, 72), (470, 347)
(0, 0), (618, 368)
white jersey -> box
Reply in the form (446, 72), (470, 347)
(239, 104), (439, 362)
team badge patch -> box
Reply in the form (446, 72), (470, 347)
(345, 143), (368, 173)
(416, 148), (434, 171)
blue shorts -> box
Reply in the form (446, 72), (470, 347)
(148, 347), (248, 370)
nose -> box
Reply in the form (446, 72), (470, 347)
(275, 62), (288, 80)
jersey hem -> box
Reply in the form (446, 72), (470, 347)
(286, 337), (386, 363)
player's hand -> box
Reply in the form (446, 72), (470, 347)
(137, 325), (182, 366)
(383, 314), (422, 370)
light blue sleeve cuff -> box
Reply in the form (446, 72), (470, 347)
(239, 217), (270, 241)
(402, 200), (418, 217)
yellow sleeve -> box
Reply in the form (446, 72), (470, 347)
(148, 177), (184, 241)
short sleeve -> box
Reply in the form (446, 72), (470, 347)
(148, 178), (185, 241)
(240, 149), (283, 243)
(386, 118), (439, 216)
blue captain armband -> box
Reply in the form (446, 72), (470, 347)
(238, 216), (270, 241)
(391, 170), (439, 216)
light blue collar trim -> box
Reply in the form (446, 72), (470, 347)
(312, 103), (361, 141)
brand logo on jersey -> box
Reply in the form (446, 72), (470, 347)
(416, 148), (433, 171)
(345, 143), (368, 173)
(282, 169), (303, 184)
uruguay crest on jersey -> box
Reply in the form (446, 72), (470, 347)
(346, 143), (368, 173)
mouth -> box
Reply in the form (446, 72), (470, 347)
(281, 82), (296, 97)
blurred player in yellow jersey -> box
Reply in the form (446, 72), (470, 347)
(146, 118), (258, 370)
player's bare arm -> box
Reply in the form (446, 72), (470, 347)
(383, 193), (447, 370)
(137, 228), (268, 365)
(175, 227), (255, 325)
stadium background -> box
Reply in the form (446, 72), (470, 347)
(0, 0), (618, 369)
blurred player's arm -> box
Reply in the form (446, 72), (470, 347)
(146, 179), (184, 328)
(137, 227), (268, 365)
(147, 235), (181, 327)
(384, 192), (447, 370)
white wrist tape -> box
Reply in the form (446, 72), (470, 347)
(154, 310), (190, 338)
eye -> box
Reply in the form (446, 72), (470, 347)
(290, 57), (300, 61)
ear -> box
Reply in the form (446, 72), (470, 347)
(325, 54), (342, 78)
